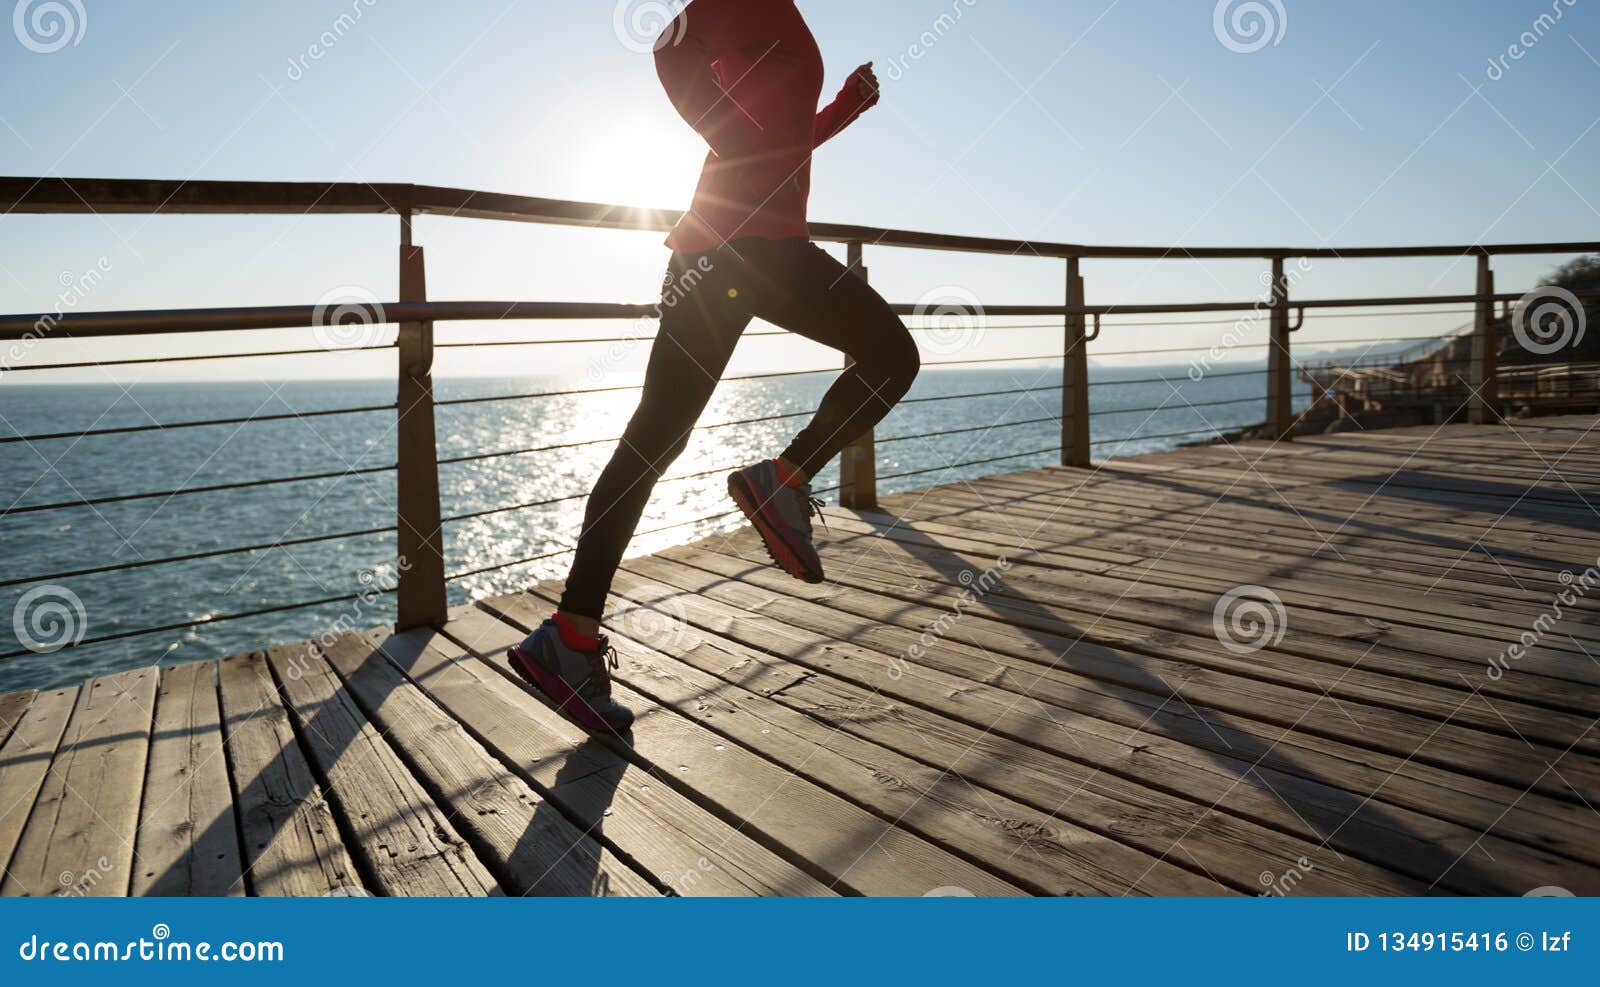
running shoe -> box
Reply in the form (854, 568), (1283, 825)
(727, 460), (826, 583)
(507, 619), (635, 734)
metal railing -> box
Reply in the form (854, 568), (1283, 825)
(2, 176), (1597, 643)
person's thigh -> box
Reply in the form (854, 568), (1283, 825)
(624, 252), (753, 453)
(743, 240), (907, 358)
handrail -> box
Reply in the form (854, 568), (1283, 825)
(4, 177), (1599, 260)
(7, 290), (1596, 341)
(4, 173), (1596, 657)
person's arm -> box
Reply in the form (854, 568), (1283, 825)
(654, 21), (765, 158)
(815, 63), (880, 147)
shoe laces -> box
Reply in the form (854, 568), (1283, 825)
(795, 483), (827, 532)
(580, 638), (621, 699)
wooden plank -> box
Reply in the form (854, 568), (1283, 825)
(217, 649), (362, 897)
(374, 617), (817, 896)
(900, 481), (1600, 624)
(262, 642), (498, 896)
(838, 495), (1600, 665)
(886, 483), (1600, 649)
(611, 565), (1596, 893)
(671, 540), (1600, 803)
(743, 520), (1598, 745)
(0, 687), (77, 885)
(972, 469), (1600, 599)
(2, 668), (155, 896)
(595, 573), (1431, 895)
(447, 602), (1025, 897)
(504, 586), (1232, 896)
(132, 661), (243, 896)
(321, 629), (700, 896)
(625, 551), (1599, 863)
(0, 691), (33, 745)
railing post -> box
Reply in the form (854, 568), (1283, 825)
(1266, 256), (1294, 440)
(1061, 256), (1091, 467)
(1469, 254), (1500, 425)
(395, 211), (447, 630)
(838, 240), (878, 509)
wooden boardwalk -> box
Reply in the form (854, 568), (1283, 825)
(3, 415), (1599, 896)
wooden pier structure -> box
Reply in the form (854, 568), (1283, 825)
(3, 417), (1598, 896)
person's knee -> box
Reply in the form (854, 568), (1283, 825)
(870, 324), (920, 397)
(616, 410), (694, 476)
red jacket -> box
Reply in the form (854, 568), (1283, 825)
(654, 0), (877, 253)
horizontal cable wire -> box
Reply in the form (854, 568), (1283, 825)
(899, 383), (1062, 405)
(920, 353), (1060, 369)
(1090, 368), (1267, 387)
(0, 344), (394, 374)
(877, 415), (1060, 446)
(0, 526), (396, 589)
(1094, 396), (1261, 416)
(1090, 342), (1273, 357)
(434, 365), (842, 408)
(0, 589), (392, 662)
(1092, 426), (1226, 446)
(5, 464), (396, 516)
(1, 403), (396, 445)
(877, 447), (1059, 483)
(443, 488), (846, 583)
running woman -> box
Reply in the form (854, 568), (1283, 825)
(509, 0), (920, 732)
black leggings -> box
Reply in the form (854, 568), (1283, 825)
(559, 237), (920, 619)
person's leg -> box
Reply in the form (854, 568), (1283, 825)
(722, 239), (920, 583)
(753, 240), (921, 479)
(558, 251), (751, 623)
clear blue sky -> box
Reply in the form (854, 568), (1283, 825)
(2, 0), (1597, 380)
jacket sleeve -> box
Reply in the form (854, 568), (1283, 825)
(814, 74), (879, 147)
(654, 19), (765, 158)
